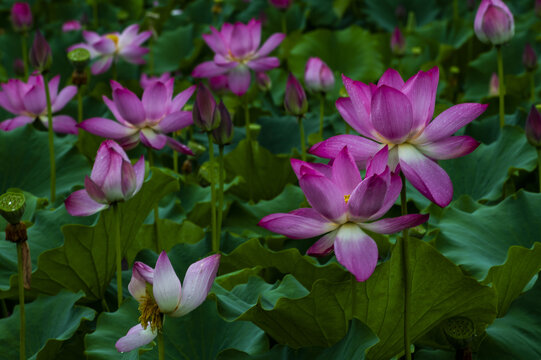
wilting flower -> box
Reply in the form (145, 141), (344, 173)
(62, 20), (81, 32)
(192, 83), (221, 132)
(284, 73), (308, 116)
(474, 0), (514, 45)
(192, 19), (285, 96)
(304, 57), (335, 93)
(259, 147), (428, 281)
(488, 72), (499, 96)
(269, 0), (292, 9)
(140, 73), (171, 89)
(29, 30), (52, 72)
(11, 2), (32, 32)
(69, 24), (151, 75)
(65, 140), (145, 216)
(523, 43), (538, 72)
(526, 105), (541, 147)
(79, 80), (195, 154)
(115, 252), (220, 352)
(0, 75), (77, 134)
(310, 68), (487, 207)
(390, 27), (406, 56)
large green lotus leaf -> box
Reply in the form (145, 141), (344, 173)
(219, 319), (379, 360)
(0, 290), (95, 360)
(0, 125), (90, 202)
(2, 168), (178, 300)
(288, 26), (383, 83)
(152, 24), (195, 74)
(364, 0), (440, 32)
(85, 298), (268, 360)
(223, 140), (297, 202)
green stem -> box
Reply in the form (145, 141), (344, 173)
(148, 150), (162, 251)
(319, 94), (324, 138)
(149, 37), (154, 74)
(453, 0), (459, 22)
(244, 103), (254, 202)
(17, 243), (25, 360)
(173, 132), (179, 173)
(400, 173), (411, 360)
(77, 87), (83, 123)
(281, 12), (287, 34)
(530, 71), (536, 103)
(112, 60), (117, 81)
(207, 133), (218, 252)
(496, 46), (505, 128)
(92, 1), (99, 29)
(158, 331), (165, 360)
(113, 204), (123, 309)
(537, 148), (541, 193)
(298, 116), (306, 161)
(244, 104), (251, 142)
(217, 145), (225, 252)
(44, 73), (56, 203)
(21, 33), (28, 80)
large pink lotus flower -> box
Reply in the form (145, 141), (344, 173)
(259, 147), (428, 281)
(65, 140), (145, 216)
(68, 24), (151, 75)
(79, 80), (195, 154)
(0, 75), (77, 134)
(192, 19), (285, 96)
(116, 252), (220, 353)
(309, 68), (487, 207)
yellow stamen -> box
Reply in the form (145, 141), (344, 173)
(105, 34), (119, 48)
(138, 294), (163, 332)
(344, 194), (350, 204)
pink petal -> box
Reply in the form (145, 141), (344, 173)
(115, 324), (157, 353)
(65, 189), (108, 217)
(113, 88), (146, 126)
(335, 97), (376, 139)
(361, 214), (429, 234)
(170, 85), (196, 112)
(417, 136), (479, 160)
(256, 33), (285, 57)
(0, 116), (33, 131)
(22, 85), (46, 115)
(142, 82), (168, 121)
(227, 65), (251, 96)
(309, 135), (382, 168)
(258, 208), (338, 239)
(103, 96), (131, 127)
(91, 56), (113, 75)
(299, 173), (347, 223)
(133, 155), (146, 195)
(331, 146), (362, 195)
(120, 45), (148, 64)
(230, 23), (254, 58)
(154, 111), (192, 133)
(153, 251), (182, 313)
(84, 176), (108, 203)
(366, 146), (389, 177)
(47, 75), (60, 102)
(369, 171), (402, 220)
(202, 30), (227, 55)
(377, 68), (404, 89)
(93, 38), (116, 54)
(306, 230), (338, 257)
(192, 61), (229, 78)
(398, 144), (453, 207)
(83, 30), (101, 44)
(290, 159), (332, 180)
(171, 254), (221, 317)
(247, 57), (280, 72)
(334, 224), (379, 282)
(166, 137), (194, 155)
(401, 67), (439, 134)
(371, 85), (413, 144)
(51, 85), (77, 112)
(249, 19), (262, 51)
(140, 129), (168, 150)
(101, 148), (125, 202)
(128, 262), (154, 302)
(48, 115), (78, 135)
(0, 91), (20, 114)
(348, 174), (388, 220)
(121, 160), (138, 199)
(78, 117), (137, 139)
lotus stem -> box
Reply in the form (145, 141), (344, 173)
(111, 60), (117, 81)
(148, 150), (162, 251)
(244, 102), (254, 202)
(92, 1), (98, 29)
(319, 94), (324, 138)
(531, 71), (536, 103)
(207, 133), (218, 253)
(496, 46), (505, 128)
(537, 148), (541, 193)
(217, 145), (225, 250)
(244, 103), (251, 142)
(21, 33), (28, 80)
(453, 0), (459, 22)
(17, 242), (25, 360)
(400, 173), (412, 360)
(113, 203), (123, 309)
(44, 73), (56, 203)
(173, 131), (179, 173)
(298, 116), (306, 161)
(77, 87), (83, 123)
(158, 330), (165, 360)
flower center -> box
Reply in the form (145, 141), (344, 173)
(105, 34), (119, 49)
(344, 194), (350, 204)
(226, 50), (254, 65)
(138, 293), (163, 332)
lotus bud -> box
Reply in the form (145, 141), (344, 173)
(269, 0), (292, 9)
(390, 27), (406, 56)
(488, 73), (499, 97)
(13, 59), (25, 77)
(284, 73), (307, 116)
(523, 43), (538, 72)
(474, 0), (514, 45)
(11, 2), (32, 32)
(29, 30), (52, 73)
(256, 72), (271, 91)
(304, 57), (335, 93)
(209, 75), (228, 93)
(193, 84), (220, 132)
(526, 105), (541, 147)
(212, 101), (234, 145)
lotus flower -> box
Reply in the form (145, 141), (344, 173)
(259, 147), (428, 281)
(140, 73), (171, 89)
(30, 30), (52, 72)
(68, 24), (151, 75)
(284, 73), (307, 116)
(0, 75), (77, 134)
(115, 252), (220, 353)
(65, 140), (145, 216)
(474, 0), (514, 45)
(79, 80), (195, 154)
(304, 57), (335, 93)
(62, 20), (81, 32)
(192, 19), (285, 96)
(309, 68), (487, 207)
(11, 2), (32, 32)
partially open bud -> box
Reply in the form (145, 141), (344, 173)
(13, 59), (25, 77)
(256, 72), (271, 92)
(390, 27), (406, 56)
(193, 84), (220, 132)
(212, 101), (234, 145)
(11, 2), (32, 32)
(523, 43), (538, 72)
(526, 105), (541, 147)
(474, 0), (514, 45)
(488, 73), (499, 97)
(284, 73), (308, 116)
(0, 192), (26, 225)
(304, 58), (335, 93)
(29, 30), (52, 73)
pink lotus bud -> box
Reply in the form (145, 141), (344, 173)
(209, 75), (228, 92)
(212, 101), (234, 145)
(526, 105), (541, 147)
(11, 2), (32, 32)
(474, 0), (514, 45)
(193, 83), (220, 132)
(304, 58), (335, 93)
(523, 43), (538, 72)
(269, 0), (292, 9)
(488, 73), (499, 97)
(390, 27), (406, 56)
(62, 20), (81, 32)
(29, 30), (52, 72)
(13, 59), (25, 77)
(256, 72), (271, 91)
(284, 73), (308, 116)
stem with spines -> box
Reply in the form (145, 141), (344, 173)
(400, 173), (412, 360)
(217, 145), (225, 250)
(158, 330), (165, 360)
(17, 243), (25, 360)
(112, 203), (123, 309)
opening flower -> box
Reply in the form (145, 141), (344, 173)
(304, 57), (335, 93)
(0, 75), (77, 134)
(65, 140), (145, 216)
(115, 252), (221, 353)
(192, 19), (285, 96)
(68, 24), (151, 75)
(259, 146), (428, 281)
(79, 79), (195, 154)
(309, 67), (487, 207)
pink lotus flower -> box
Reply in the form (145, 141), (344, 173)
(68, 24), (151, 75)
(65, 140), (145, 216)
(284, 73), (307, 116)
(140, 72), (171, 89)
(0, 75), (77, 134)
(192, 19), (285, 96)
(79, 80), (195, 154)
(304, 57), (335, 93)
(259, 147), (428, 281)
(62, 20), (81, 32)
(474, 0), (514, 45)
(309, 68), (487, 207)
(115, 252), (220, 353)
(11, 2), (32, 32)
